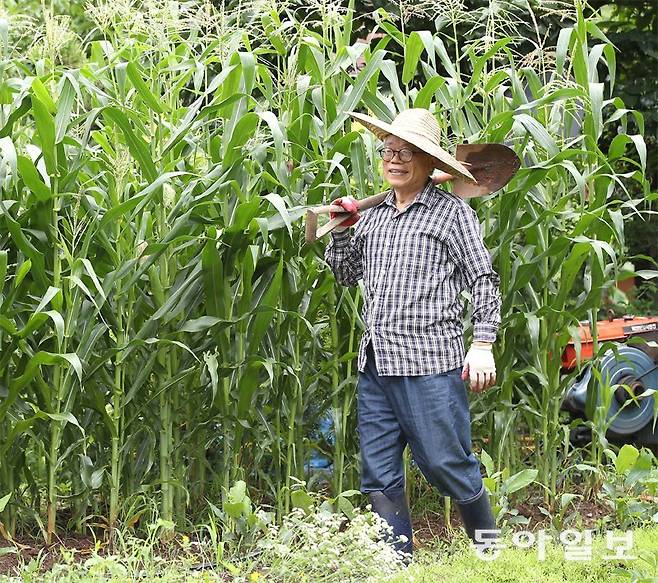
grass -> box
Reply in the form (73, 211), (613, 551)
(2, 524), (657, 582)
(392, 525), (658, 583)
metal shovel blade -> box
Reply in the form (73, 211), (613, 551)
(452, 144), (521, 198)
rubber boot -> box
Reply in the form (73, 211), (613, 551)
(368, 489), (413, 560)
(455, 486), (497, 549)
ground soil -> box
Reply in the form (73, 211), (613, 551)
(0, 533), (96, 577)
(412, 493), (615, 549)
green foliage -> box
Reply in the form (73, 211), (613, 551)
(480, 449), (538, 527)
(613, 547), (658, 583)
(289, 478), (362, 519)
(207, 480), (273, 550)
(602, 445), (658, 529)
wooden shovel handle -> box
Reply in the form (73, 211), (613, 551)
(305, 191), (388, 242)
(311, 191), (388, 215)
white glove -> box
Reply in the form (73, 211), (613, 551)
(462, 343), (496, 392)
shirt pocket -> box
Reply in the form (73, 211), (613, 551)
(395, 218), (453, 283)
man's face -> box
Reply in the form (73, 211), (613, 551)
(382, 135), (436, 194)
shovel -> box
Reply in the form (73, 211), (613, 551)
(305, 143), (520, 242)
(451, 143), (521, 198)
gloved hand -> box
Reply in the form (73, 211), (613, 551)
(461, 343), (496, 392)
(330, 196), (360, 232)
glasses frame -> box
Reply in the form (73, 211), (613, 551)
(378, 147), (424, 163)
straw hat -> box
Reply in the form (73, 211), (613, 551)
(348, 108), (476, 183)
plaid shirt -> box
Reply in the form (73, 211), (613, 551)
(324, 180), (501, 376)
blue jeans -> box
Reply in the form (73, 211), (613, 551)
(357, 342), (485, 504)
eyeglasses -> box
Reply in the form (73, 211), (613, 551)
(378, 147), (422, 163)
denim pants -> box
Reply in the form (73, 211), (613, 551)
(357, 342), (485, 504)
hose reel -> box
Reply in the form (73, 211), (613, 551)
(564, 344), (658, 435)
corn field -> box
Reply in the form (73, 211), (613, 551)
(0, 0), (654, 544)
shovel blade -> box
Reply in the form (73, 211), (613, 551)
(452, 144), (521, 198)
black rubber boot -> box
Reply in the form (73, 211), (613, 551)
(455, 486), (497, 545)
(368, 489), (413, 560)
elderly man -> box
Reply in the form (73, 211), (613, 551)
(324, 108), (500, 559)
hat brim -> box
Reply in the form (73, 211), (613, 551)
(348, 111), (476, 183)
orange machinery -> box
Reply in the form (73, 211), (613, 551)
(561, 315), (658, 446)
(561, 315), (658, 370)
